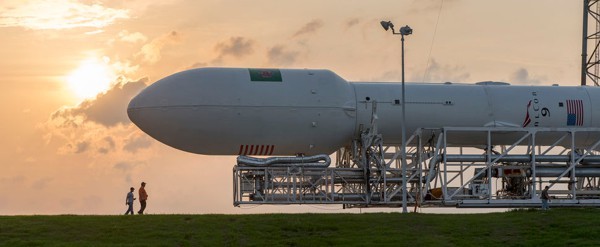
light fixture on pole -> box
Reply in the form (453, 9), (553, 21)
(380, 21), (393, 31)
(380, 20), (412, 213)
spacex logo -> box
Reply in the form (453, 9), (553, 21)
(522, 92), (550, 127)
(522, 100), (532, 127)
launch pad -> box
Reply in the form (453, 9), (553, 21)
(234, 126), (600, 209)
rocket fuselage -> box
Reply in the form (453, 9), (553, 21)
(127, 68), (600, 155)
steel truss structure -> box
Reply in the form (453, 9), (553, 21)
(234, 126), (600, 208)
(583, 0), (600, 85)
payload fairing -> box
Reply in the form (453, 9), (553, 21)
(127, 68), (600, 155)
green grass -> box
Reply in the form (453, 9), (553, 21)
(0, 209), (599, 246)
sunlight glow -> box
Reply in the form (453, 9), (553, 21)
(0, 0), (129, 30)
(66, 58), (115, 100)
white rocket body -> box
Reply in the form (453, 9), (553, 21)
(127, 68), (600, 155)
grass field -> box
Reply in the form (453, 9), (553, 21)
(0, 208), (599, 246)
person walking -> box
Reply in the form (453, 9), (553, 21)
(541, 186), (550, 210)
(138, 182), (148, 214)
(125, 187), (136, 215)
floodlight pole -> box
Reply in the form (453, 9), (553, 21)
(400, 32), (408, 214)
(381, 22), (412, 213)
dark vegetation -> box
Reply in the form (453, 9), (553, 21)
(0, 209), (599, 246)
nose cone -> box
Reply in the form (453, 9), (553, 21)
(127, 67), (356, 156)
(126, 79), (163, 137)
(126, 70), (194, 152)
(126, 68), (244, 154)
(126, 89), (146, 130)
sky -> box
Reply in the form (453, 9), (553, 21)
(0, 0), (588, 215)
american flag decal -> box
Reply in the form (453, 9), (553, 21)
(566, 99), (584, 126)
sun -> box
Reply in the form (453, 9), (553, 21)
(67, 58), (115, 100)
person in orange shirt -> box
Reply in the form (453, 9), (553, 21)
(138, 182), (148, 214)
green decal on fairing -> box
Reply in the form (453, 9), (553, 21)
(248, 68), (282, 82)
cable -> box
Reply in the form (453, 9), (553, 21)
(422, 0), (445, 82)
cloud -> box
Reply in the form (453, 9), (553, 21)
(85, 30), (104, 35)
(345, 18), (361, 29)
(267, 45), (300, 66)
(111, 60), (140, 76)
(118, 30), (147, 43)
(74, 141), (90, 154)
(292, 19), (324, 38)
(0, 0), (129, 30)
(32, 177), (53, 190)
(123, 134), (152, 153)
(114, 162), (135, 172)
(407, 0), (460, 14)
(372, 59), (470, 82)
(421, 58), (471, 82)
(193, 36), (255, 67)
(138, 31), (182, 64)
(58, 140), (90, 154)
(212, 36), (255, 63)
(509, 68), (546, 85)
(189, 62), (208, 69)
(0, 175), (25, 185)
(114, 161), (142, 183)
(46, 76), (157, 163)
(98, 136), (116, 154)
(106, 30), (150, 48)
(52, 78), (148, 128)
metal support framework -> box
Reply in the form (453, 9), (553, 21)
(582, 0), (600, 86)
(234, 126), (600, 208)
(234, 105), (600, 208)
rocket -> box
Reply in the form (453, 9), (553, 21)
(127, 67), (600, 156)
